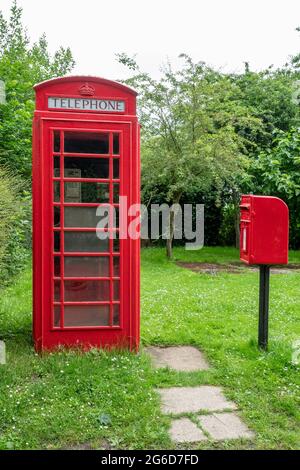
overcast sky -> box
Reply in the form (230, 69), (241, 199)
(1, 0), (300, 79)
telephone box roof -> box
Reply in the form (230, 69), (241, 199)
(33, 75), (138, 96)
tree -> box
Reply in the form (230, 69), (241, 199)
(0, 1), (75, 178)
(118, 54), (260, 256)
(247, 127), (300, 248)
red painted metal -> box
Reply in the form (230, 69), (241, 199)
(240, 195), (289, 265)
(32, 76), (140, 351)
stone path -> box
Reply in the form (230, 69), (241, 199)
(146, 346), (210, 371)
(146, 346), (254, 444)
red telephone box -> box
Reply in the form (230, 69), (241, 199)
(240, 195), (289, 265)
(32, 76), (140, 351)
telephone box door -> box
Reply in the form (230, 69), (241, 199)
(35, 119), (134, 349)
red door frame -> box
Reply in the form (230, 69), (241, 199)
(32, 77), (140, 352)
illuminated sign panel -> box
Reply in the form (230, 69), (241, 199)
(48, 97), (125, 112)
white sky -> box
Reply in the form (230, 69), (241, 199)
(1, 0), (300, 80)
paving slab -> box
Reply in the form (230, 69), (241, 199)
(198, 412), (255, 441)
(170, 418), (207, 443)
(145, 346), (210, 371)
(158, 386), (237, 414)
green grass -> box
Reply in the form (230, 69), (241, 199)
(0, 247), (300, 450)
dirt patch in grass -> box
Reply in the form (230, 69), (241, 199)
(176, 262), (300, 275)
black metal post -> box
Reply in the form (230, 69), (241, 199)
(258, 265), (270, 350)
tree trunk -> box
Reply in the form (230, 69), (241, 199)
(166, 195), (181, 258)
(166, 208), (175, 258)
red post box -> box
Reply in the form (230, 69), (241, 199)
(32, 76), (140, 351)
(240, 194), (289, 350)
(240, 195), (289, 265)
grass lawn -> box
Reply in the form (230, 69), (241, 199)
(0, 247), (299, 450)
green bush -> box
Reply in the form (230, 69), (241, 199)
(0, 166), (31, 285)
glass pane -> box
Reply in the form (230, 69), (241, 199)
(54, 181), (60, 202)
(113, 304), (120, 326)
(113, 159), (119, 179)
(113, 233), (119, 253)
(54, 280), (61, 302)
(54, 157), (60, 177)
(64, 157), (109, 179)
(64, 256), (109, 277)
(64, 182), (109, 203)
(54, 206), (60, 227)
(54, 256), (61, 277)
(64, 305), (110, 327)
(64, 206), (108, 228)
(54, 131), (60, 152)
(54, 305), (61, 327)
(64, 132), (109, 154)
(113, 257), (120, 277)
(113, 280), (120, 300)
(54, 232), (60, 252)
(64, 231), (109, 253)
(114, 207), (119, 228)
(113, 184), (119, 203)
(113, 133), (119, 155)
(64, 280), (110, 301)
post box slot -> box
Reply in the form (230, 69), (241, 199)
(239, 203), (250, 210)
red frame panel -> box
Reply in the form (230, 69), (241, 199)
(32, 77), (140, 351)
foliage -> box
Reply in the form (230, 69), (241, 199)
(0, 1), (75, 284)
(246, 127), (300, 248)
(118, 54), (259, 255)
(0, 164), (20, 264)
(0, 163), (31, 284)
(118, 50), (300, 250)
(0, 1), (75, 178)
(0, 190), (31, 284)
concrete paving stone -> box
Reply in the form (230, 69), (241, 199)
(198, 412), (255, 441)
(169, 418), (207, 443)
(158, 386), (237, 414)
(145, 346), (210, 371)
